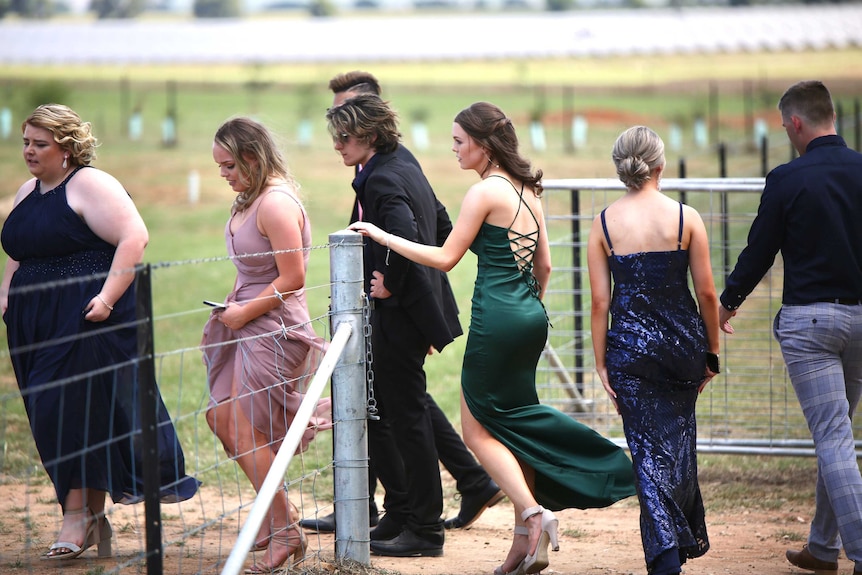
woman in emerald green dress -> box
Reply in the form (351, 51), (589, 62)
(351, 101), (635, 575)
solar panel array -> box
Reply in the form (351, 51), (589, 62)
(0, 5), (859, 64)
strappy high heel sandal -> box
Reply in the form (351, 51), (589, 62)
(244, 523), (307, 574)
(96, 513), (113, 558)
(252, 498), (300, 553)
(521, 506), (559, 574)
(493, 525), (529, 575)
(42, 508), (110, 560)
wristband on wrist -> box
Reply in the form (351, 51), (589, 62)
(706, 351), (720, 374)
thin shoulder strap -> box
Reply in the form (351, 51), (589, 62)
(677, 202), (684, 251)
(600, 209), (615, 255)
(270, 187), (304, 209)
(488, 175), (540, 232)
(515, 182), (540, 230)
(40, 165), (85, 192)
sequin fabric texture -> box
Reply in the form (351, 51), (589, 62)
(601, 207), (710, 573)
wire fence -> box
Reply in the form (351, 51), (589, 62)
(0, 239), (353, 575)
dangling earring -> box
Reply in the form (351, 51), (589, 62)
(62, 155), (68, 169)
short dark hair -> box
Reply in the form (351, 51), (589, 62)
(328, 71), (381, 96)
(778, 80), (834, 127)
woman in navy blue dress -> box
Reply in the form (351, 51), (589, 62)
(587, 126), (721, 575)
(1, 104), (199, 561)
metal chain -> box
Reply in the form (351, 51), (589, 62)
(362, 293), (379, 421)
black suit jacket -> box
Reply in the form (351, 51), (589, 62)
(351, 145), (462, 351)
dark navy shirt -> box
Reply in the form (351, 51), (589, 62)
(721, 135), (862, 310)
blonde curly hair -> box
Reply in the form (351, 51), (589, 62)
(23, 104), (98, 167)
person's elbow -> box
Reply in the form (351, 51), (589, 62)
(591, 301), (609, 318)
(132, 230), (150, 254)
(119, 227), (149, 261)
(590, 292), (610, 316)
(535, 261), (552, 286)
(438, 258), (457, 273)
(432, 251), (459, 273)
(694, 285), (719, 309)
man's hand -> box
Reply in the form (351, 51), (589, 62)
(719, 305), (736, 334)
(370, 270), (392, 300)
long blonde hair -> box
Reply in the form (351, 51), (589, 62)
(214, 117), (297, 212)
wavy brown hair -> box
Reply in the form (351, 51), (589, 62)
(454, 102), (543, 196)
(325, 94), (400, 155)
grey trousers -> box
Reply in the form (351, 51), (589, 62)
(775, 303), (862, 563)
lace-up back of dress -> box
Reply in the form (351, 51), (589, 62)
(479, 175), (542, 301)
(509, 214), (539, 276)
(488, 175), (540, 276)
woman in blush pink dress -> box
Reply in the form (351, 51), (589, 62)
(201, 117), (331, 574)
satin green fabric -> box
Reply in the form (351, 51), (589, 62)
(462, 222), (636, 511)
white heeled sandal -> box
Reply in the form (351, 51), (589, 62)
(41, 508), (112, 561)
(521, 505), (559, 574)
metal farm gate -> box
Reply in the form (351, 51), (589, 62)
(536, 177), (860, 457)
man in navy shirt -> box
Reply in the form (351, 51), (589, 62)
(720, 80), (862, 575)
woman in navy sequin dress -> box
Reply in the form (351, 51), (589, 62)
(1, 104), (199, 561)
(587, 126), (721, 575)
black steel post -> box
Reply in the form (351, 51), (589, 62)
(855, 99), (861, 152)
(678, 157), (687, 204)
(571, 188), (583, 393)
(135, 264), (163, 575)
(709, 81), (719, 146)
(743, 79), (753, 148)
(719, 143), (730, 277)
(837, 101), (844, 139)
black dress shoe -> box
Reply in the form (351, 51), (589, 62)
(299, 511), (337, 533)
(298, 505), (379, 533)
(370, 513), (403, 541)
(370, 528), (444, 557)
(443, 480), (506, 530)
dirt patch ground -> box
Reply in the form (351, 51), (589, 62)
(0, 476), (850, 575)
